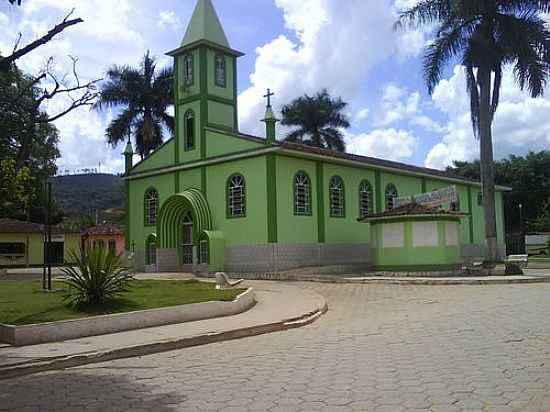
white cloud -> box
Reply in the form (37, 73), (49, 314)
(355, 108), (370, 122)
(346, 128), (418, 162)
(158, 10), (182, 31)
(425, 66), (550, 169)
(238, 0), (423, 137)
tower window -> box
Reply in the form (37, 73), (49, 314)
(294, 172), (312, 216)
(184, 110), (195, 150)
(183, 54), (194, 85)
(144, 189), (159, 226)
(385, 184), (398, 211)
(215, 54), (226, 87)
(227, 174), (246, 218)
(359, 180), (373, 218)
(329, 176), (345, 218)
(477, 191), (483, 206)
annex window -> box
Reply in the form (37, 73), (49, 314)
(146, 234), (157, 266)
(329, 176), (345, 218)
(385, 184), (398, 211)
(294, 172), (312, 216)
(359, 180), (373, 218)
(145, 189), (159, 226)
(0, 242), (25, 256)
(183, 54), (194, 84)
(214, 54), (226, 87)
(184, 110), (195, 150)
(227, 174), (246, 218)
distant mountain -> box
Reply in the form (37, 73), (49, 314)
(52, 174), (124, 228)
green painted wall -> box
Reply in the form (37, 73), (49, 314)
(206, 156), (268, 246)
(380, 171), (423, 203)
(128, 173), (176, 253)
(208, 101), (234, 129)
(132, 140), (175, 173)
(206, 50), (235, 101)
(276, 156), (318, 243)
(177, 101), (202, 163)
(323, 163), (374, 244)
(176, 50), (201, 97)
(371, 220), (462, 269)
(205, 130), (264, 158)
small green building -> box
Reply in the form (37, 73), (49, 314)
(124, 0), (509, 274)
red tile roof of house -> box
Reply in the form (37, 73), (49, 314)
(83, 224), (124, 236)
(0, 218), (79, 234)
(359, 203), (467, 222)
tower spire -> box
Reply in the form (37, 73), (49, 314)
(262, 88), (279, 144)
(181, 0), (230, 48)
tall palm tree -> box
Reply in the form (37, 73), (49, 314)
(396, 0), (550, 262)
(95, 51), (174, 158)
(281, 89), (350, 152)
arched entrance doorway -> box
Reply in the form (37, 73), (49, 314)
(156, 188), (212, 272)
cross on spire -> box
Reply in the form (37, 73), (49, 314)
(264, 88), (275, 108)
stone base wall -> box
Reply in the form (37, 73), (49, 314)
(156, 249), (181, 272)
(461, 243), (507, 263)
(224, 243), (372, 274)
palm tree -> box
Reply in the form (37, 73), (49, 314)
(396, 0), (550, 262)
(95, 51), (174, 158)
(281, 89), (350, 152)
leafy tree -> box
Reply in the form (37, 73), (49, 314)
(0, 68), (61, 222)
(396, 1), (550, 261)
(95, 52), (174, 158)
(0, 159), (35, 218)
(447, 151), (550, 231)
(281, 90), (350, 152)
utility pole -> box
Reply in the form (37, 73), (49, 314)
(47, 180), (53, 291)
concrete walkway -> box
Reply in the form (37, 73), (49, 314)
(0, 280), (327, 379)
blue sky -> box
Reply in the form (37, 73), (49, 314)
(1, 0), (549, 174)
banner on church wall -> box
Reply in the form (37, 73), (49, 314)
(395, 185), (457, 209)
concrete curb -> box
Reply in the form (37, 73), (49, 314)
(0, 301), (327, 381)
(286, 276), (550, 285)
(1, 288), (255, 346)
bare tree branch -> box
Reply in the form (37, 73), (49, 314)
(0, 10), (83, 71)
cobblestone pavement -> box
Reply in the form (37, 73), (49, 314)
(3, 283), (550, 412)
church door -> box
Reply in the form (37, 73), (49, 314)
(181, 211), (194, 265)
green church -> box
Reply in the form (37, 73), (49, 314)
(123, 0), (508, 275)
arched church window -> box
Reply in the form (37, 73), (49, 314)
(227, 174), (246, 218)
(215, 54), (226, 87)
(183, 54), (193, 84)
(385, 184), (398, 211)
(185, 110), (195, 150)
(145, 189), (159, 226)
(146, 234), (157, 265)
(329, 176), (345, 218)
(359, 180), (373, 218)
(294, 172), (312, 216)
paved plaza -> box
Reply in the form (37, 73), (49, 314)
(2, 282), (550, 411)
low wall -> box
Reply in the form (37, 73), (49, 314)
(0, 288), (255, 347)
(224, 243), (372, 274)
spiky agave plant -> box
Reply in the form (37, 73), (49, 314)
(61, 246), (135, 307)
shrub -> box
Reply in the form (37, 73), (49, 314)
(61, 246), (135, 307)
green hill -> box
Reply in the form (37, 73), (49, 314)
(52, 174), (124, 227)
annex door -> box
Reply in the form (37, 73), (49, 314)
(181, 211), (194, 265)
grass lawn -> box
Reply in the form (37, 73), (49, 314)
(0, 279), (246, 326)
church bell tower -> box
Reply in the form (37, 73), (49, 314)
(167, 0), (244, 162)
